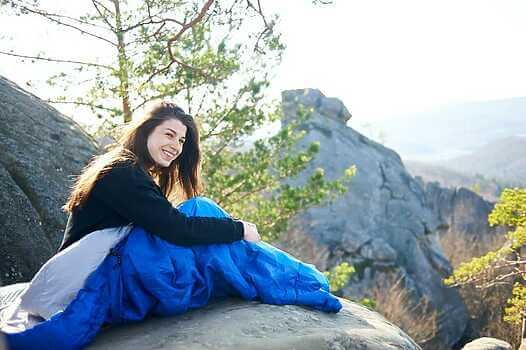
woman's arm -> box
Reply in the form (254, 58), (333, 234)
(91, 162), (245, 246)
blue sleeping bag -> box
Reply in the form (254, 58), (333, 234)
(7, 197), (341, 349)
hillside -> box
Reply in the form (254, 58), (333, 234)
(435, 136), (526, 186)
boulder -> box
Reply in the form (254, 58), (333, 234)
(0, 75), (97, 285)
(462, 337), (512, 350)
(89, 298), (421, 350)
(277, 88), (469, 348)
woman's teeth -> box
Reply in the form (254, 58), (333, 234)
(163, 149), (175, 159)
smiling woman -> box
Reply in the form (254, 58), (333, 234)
(56, 101), (261, 252)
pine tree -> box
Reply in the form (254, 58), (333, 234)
(445, 188), (526, 346)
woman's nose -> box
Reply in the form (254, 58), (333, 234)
(170, 143), (180, 154)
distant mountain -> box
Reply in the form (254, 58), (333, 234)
(403, 135), (526, 201)
(356, 97), (526, 162)
(435, 135), (526, 187)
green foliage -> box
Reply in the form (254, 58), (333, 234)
(504, 283), (526, 325)
(443, 245), (512, 286)
(488, 188), (526, 228)
(358, 297), (376, 309)
(445, 187), (526, 328)
(324, 262), (355, 293)
(508, 225), (526, 251)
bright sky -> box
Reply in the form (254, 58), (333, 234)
(270, 0), (526, 121)
(1, 0), (525, 126)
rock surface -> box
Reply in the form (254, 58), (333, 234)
(89, 298), (421, 350)
(461, 337), (512, 350)
(0, 75), (97, 285)
(419, 181), (502, 238)
(405, 160), (503, 202)
(277, 88), (469, 348)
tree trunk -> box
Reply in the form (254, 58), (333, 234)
(112, 0), (132, 123)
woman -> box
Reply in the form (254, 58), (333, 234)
(0, 102), (341, 350)
(58, 101), (261, 251)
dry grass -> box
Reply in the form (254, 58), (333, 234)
(438, 229), (506, 270)
(439, 229), (520, 348)
(369, 276), (441, 348)
(458, 280), (520, 348)
(371, 230), (519, 349)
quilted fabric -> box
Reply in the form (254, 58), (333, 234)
(6, 197), (341, 350)
(18, 226), (132, 320)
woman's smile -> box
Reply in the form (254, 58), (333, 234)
(162, 148), (177, 160)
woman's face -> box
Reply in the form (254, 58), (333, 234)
(146, 118), (187, 168)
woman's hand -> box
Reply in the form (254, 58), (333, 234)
(241, 220), (261, 242)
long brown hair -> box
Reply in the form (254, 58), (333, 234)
(63, 102), (202, 212)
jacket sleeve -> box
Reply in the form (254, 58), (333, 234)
(90, 162), (244, 246)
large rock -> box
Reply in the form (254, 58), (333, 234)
(89, 298), (421, 350)
(277, 88), (469, 348)
(462, 337), (512, 350)
(0, 76), (97, 285)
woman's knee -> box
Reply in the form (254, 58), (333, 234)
(177, 196), (230, 218)
(181, 196), (219, 208)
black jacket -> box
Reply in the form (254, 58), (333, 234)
(58, 160), (244, 252)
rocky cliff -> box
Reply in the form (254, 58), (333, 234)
(0, 75), (97, 285)
(419, 180), (503, 238)
(405, 160), (503, 202)
(277, 88), (469, 348)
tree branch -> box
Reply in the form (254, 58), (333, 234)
(140, 53), (210, 89)
(121, 16), (185, 33)
(494, 259), (526, 270)
(91, 0), (116, 31)
(194, 91), (208, 117)
(45, 99), (119, 113)
(19, 4), (117, 46)
(167, 0), (216, 58)
(0, 50), (114, 70)
(202, 91), (244, 140)
(125, 22), (167, 46)
(477, 270), (521, 289)
(21, 8), (109, 30)
(224, 180), (271, 203)
(140, 0), (216, 87)
(246, 0), (273, 54)
(132, 88), (184, 113)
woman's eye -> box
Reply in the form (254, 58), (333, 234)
(179, 139), (185, 145)
(166, 133), (173, 138)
